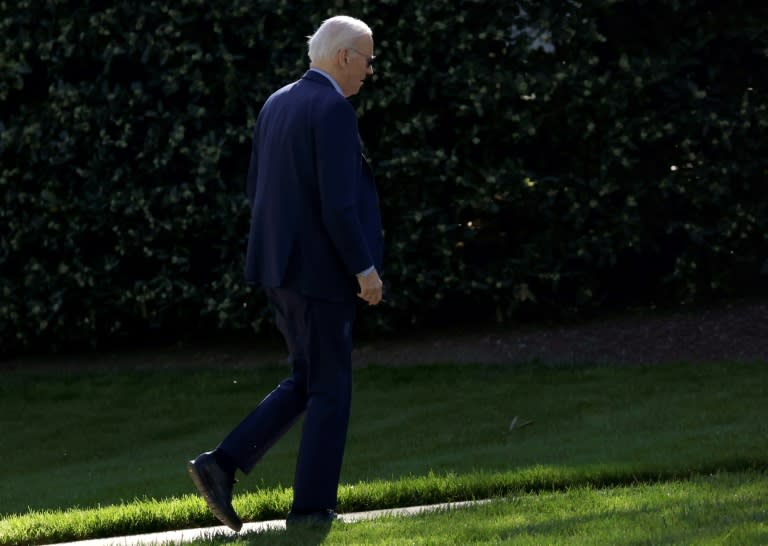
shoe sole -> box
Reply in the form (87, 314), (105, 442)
(187, 460), (243, 532)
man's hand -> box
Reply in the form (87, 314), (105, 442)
(356, 268), (383, 305)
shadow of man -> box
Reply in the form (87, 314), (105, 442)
(233, 521), (332, 545)
(283, 521), (332, 545)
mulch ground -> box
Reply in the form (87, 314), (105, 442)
(2, 298), (766, 371)
(354, 298), (768, 367)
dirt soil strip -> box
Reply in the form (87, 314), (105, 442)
(353, 300), (768, 366)
(4, 300), (766, 372)
(46, 500), (491, 546)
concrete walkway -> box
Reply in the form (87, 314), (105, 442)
(50, 500), (490, 546)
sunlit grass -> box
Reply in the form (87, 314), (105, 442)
(187, 471), (768, 545)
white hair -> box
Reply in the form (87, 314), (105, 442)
(307, 15), (372, 63)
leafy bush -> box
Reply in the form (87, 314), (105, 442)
(2, 0), (767, 353)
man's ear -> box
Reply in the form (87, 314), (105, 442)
(336, 48), (348, 67)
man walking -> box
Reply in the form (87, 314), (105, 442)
(187, 15), (383, 531)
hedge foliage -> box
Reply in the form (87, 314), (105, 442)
(2, 0), (767, 353)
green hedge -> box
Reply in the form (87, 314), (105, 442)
(2, 0), (767, 353)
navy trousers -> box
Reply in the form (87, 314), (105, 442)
(218, 287), (357, 513)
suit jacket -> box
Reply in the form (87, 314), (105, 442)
(244, 70), (384, 303)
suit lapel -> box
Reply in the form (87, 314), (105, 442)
(303, 70), (373, 174)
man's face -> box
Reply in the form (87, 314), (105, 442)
(341, 35), (374, 97)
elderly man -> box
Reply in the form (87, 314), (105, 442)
(187, 15), (383, 530)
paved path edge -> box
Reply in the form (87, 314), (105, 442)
(49, 499), (493, 546)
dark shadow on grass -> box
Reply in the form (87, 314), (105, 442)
(232, 522), (331, 546)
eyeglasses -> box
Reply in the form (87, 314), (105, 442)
(347, 47), (376, 68)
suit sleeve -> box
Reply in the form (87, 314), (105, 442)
(315, 99), (374, 276)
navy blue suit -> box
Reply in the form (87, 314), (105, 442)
(244, 70), (383, 300)
(218, 70), (383, 514)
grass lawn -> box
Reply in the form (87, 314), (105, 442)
(1, 361), (767, 544)
(190, 471), (768, 545)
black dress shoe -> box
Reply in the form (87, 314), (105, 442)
(187, 451), (243, 532)
(285, 508), (337, 529)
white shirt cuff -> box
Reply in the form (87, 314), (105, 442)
(356, 266), (375, 278)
